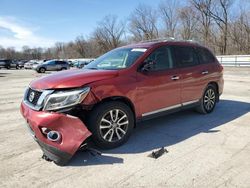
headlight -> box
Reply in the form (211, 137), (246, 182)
(43, 87), (90, 111)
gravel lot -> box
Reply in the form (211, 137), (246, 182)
(0, 68), (250, 188)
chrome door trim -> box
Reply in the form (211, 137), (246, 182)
(142, 104), (182, 117)
(182, 99), (199, 106)
(142, 99), (199, 117)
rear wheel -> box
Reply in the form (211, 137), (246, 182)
(6, 65), (10, 69)
(39, 67), (46, 73)
(87, 101), (134, 149)
(196, 84), (217, 114)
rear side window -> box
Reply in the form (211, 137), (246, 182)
(197, 48), (215, 64)
(173, 46), (198, 67)
(56, 61), (66, 64)
(145, 46), (174, 71)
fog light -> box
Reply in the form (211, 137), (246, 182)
(47, 131), (61, 142)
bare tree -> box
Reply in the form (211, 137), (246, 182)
(54, 42), (66, 58)
(75, 35), (87, 57)
(159, 0), (180, 38)
(93, 15), (125, 53)
(129, 4), (159, 41)
(2, 0), (250, 58)
(191, 0), (213, 46)
(206, 0), (232, 54)
(230, 10), (250, 54)
(179, 7), (198, 40)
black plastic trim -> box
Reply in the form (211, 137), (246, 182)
(36, 138), (72, 166)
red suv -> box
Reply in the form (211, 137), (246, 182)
(20, 40), (224, 165)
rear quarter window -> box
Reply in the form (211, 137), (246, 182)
(197, 48), (215, 64)
(59, 61), (68, 64)
(173, 46), (198, 68)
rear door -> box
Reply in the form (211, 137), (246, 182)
(196, 47), (218, 77)
(55, 61), (62, 70)
(196, 47), (219, 90)
(172, 45), (204, 105)
(137, 46), (181, 117)
(46, 61), (56, 71)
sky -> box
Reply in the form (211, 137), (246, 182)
(0, 0), (245, 50)
(0, 0), (167, 50)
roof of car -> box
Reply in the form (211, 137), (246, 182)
(122, 39), (203, 49)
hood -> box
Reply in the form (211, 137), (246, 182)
(30, 69), (119, 90)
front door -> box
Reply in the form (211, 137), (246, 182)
(137, 46), (181, 117)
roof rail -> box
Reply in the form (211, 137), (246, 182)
(139, 38), (201, 44)
(139, 37), (176, 43)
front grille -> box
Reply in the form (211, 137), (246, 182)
(26, 88), (42, 105)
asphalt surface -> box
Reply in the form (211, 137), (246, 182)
(0, 67), (250, 188)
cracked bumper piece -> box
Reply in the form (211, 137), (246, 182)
(20, 101), (92, 165)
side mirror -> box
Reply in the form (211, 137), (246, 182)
(141, 61), (155, 72)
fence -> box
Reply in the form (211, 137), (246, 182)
(216, 55), (250, 67)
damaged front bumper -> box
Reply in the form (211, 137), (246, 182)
(20, 101), (92, 165)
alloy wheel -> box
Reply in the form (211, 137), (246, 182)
(99, 109), (129, 142)
(204, 88), (216, 111)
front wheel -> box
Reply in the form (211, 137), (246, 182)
(87, 101), (134, 149)
(61, 67), (67, 71)
(196, 84), (217, 114)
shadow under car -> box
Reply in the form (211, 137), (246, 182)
(68, 99), (250, 166)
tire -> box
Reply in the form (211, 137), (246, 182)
(6, 65), (10, 69)
(39, 67), (46, 73)
(61, 67), (67, 71)
(53, 159), (68, 166)
(196, 84), (217, 114)
(87, 101), (134, 149)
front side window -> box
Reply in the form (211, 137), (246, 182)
(173, 46), (198, 67)
(144, 46), (174, 71)
(85, 48), (146, 70)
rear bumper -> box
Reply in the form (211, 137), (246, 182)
(20, 101), (92, 164)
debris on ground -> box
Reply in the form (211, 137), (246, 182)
(148, 147), (168, 159)
(42, 154), (52, 162)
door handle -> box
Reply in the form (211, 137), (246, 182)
(202, 70), (209, 75)
(171, 75), (180, 80)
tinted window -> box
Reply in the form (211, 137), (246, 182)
(0, 60), (10, 63)
(48, 61), (55, 65)
(173, 46), (198, 67)
(197, 48), (215, 64)
(145, 46), (174, 71)
(56, 61), (66, 64)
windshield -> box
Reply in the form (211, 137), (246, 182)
(85, 48), (147, 70)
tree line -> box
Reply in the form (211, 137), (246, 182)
(0, 0), (250, 60)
